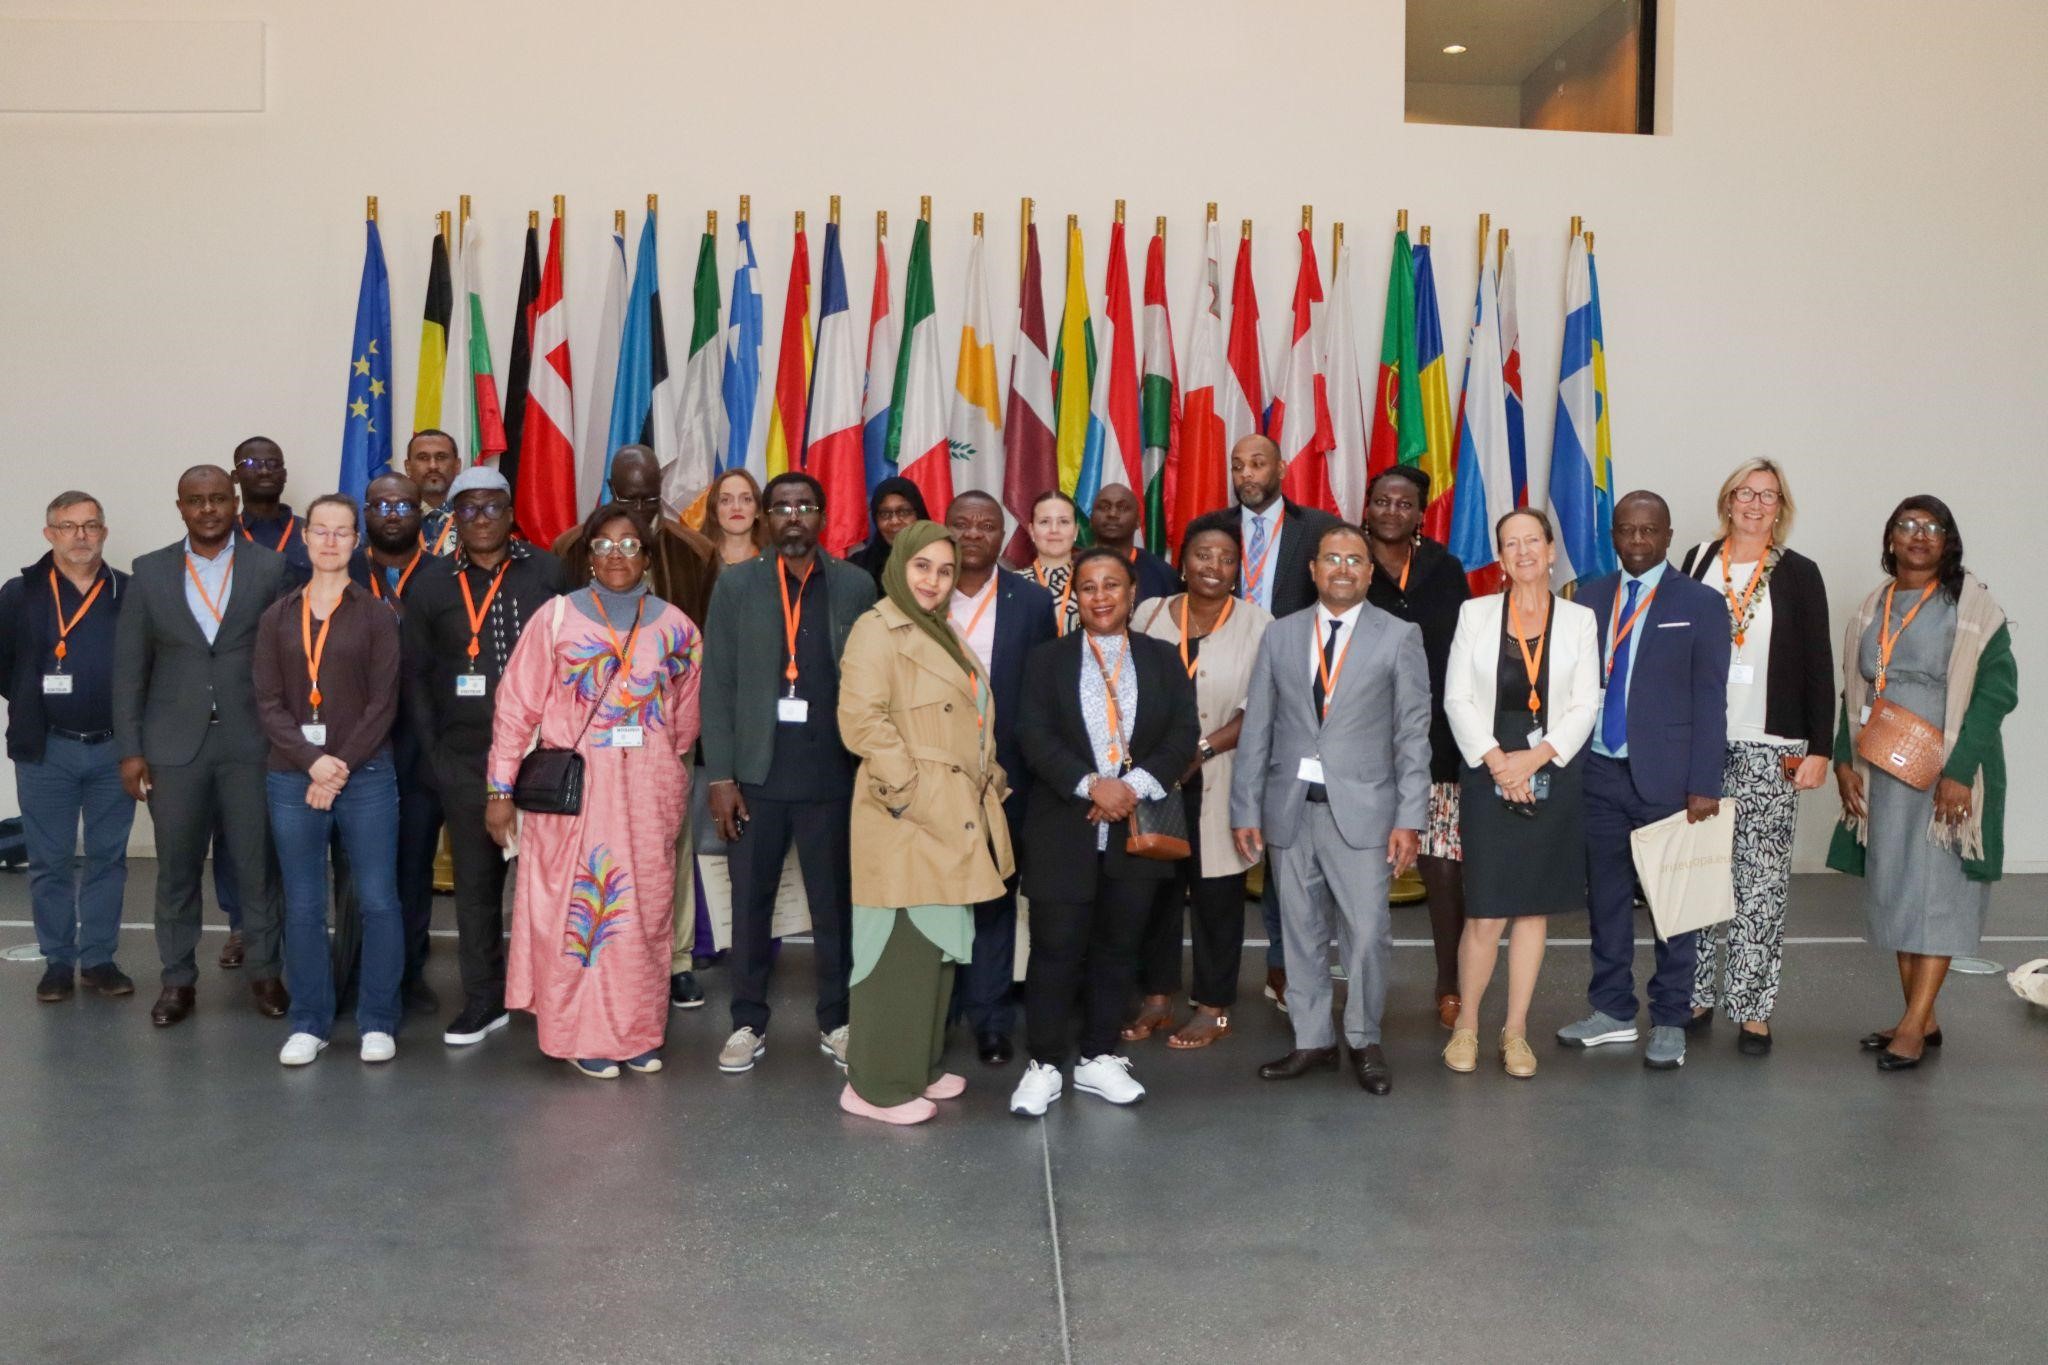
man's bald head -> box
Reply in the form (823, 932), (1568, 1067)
(608, 445), (665, 521)
(1230, 434), (1285, 512)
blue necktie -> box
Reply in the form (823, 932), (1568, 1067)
(1601, 579), (1640, 753)
(1245, 512), (1268, 604)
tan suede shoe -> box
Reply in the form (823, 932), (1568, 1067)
(1442, 1028), (1479, 1073)
(1501, 1031), (1538, 1079)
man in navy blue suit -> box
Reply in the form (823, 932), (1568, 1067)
(1558, 492), (1729, 1070)
(945, 492), (1056, 1065)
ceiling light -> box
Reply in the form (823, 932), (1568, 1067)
(1442, 43), (1467, 54)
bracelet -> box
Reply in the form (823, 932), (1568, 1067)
(485, 791), (515, 802)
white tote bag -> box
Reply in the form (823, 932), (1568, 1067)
(1629, 802), (1737, 941)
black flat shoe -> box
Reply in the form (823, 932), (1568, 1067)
(1877, 1048), (1925, 1071)
(1683, 1010), (1715, 1033)
(1859, 1029), (1943, 1052)
(977, 1032), (1014, 1066)
(1736, 1028), (1772, 1056)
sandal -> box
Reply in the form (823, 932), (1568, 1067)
(1120, 996), (1177, 1043)
(1167, 1008), (1232, 1050)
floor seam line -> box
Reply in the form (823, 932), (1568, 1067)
(1040, 1118), (1074, 1365)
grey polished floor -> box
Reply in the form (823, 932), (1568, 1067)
(2, 867), (2044, 1364)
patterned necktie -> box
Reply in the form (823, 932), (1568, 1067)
(1245, 512), (1268, 604)
(1313, 616), (1343, 718)
(1601, 579), (1641, 753)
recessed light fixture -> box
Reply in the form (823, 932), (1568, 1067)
(1442, 43), (1467, 55)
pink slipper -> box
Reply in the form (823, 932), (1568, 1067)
(924, 1072), (967, 1100)
(839, 1084), (936, 1126)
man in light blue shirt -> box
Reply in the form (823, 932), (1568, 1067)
(1589, 558), (1666, 761)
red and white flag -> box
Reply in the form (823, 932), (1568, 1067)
(515, 216), (577, 547)
(1271, 228), (1335, 513)
(1174, 218), (1231, 536)
(1225, 230), (1267, 458)
(1324, 239), (1369, 522)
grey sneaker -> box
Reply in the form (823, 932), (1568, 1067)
(1643, 1025), (1686, 1070)
(1555, 1010), (1640, 1049)
(718, 1027), (765, 1074)
(819, 1025), (850, 1069)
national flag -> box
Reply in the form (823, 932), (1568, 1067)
(884, 215), (955, 515)
(1588, 241), (1617, 532)
(606, 205), (676, 499)
(666, 221), (725, 519)
(1498, 237), (1528, 507)
(1000, 217), (1056, 564)
(861, 224), (899, 495)
(1447, 235), (1513, 594)
(764, 219), (812, 482)
(1271, 228), (1336, 513)
(1051, 220), (1094, 500)
(447, 217), (507, 465)
(949, 229), (1005, 512)
(338, 215), (393, 503)
(721, 217), (765, 478)
(411, 227), (452, 435)
(1411, 241), (1457, 541)
(1366, 227), (1424, 483)
(515, 214), (577, 547)
(1139, 224), (1179, 556)
(582, 219), (629, 511)
(1550, 233), (1618, 582)
(498, 221), (540, 489)
(805, 219), (867, 556)
(1324, 239), (1369, 522)
(1077, 217), (1141, 530)
(1173, 218), (1230, 546)
(1224, 229), (1267, 461)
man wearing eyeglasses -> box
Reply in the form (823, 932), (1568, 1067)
(230, 436), (313, 582)
(400, 466), (563, 1047)
(700, 471), (877, 1075)
(0, 492), (137, 1003)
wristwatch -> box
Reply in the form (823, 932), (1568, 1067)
(1197, 739), (1217, 762)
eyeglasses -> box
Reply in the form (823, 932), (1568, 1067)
(590, 536), (644, 559)
(454, 501), (510, 523)
(1730, 488), (1782, 506)
(48, 520), (106, 536)
(1317, 553), (1368, 569)
(1892, 517), (1947, 537)
(305, 524), (355, 543)
(766, 502), (822, 518)
(369, 499), (418, 517)
(235, 457), (284, 473)
(617, 494), (662, 512)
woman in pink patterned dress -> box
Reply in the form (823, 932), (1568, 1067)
(485, 504), (702, 1079)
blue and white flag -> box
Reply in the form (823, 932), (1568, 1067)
(721, 218), (765, 477)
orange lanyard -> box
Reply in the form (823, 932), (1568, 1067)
(951, 583), (996, 641)
(457, 559), (511, 665)
(183, 553), (233, 624)
(1604, 580), (1659, 680)
(300, 591), (339, 715)
(1875, 579), (1937, 697)
(1240, 507), (1284, 600)
(1719, 543), (1768, 647)
(777, 559), (816, 693)
(1086, 632), (1131, 767)
(1507, 592), (1549, 716)
(1314, 613), (1358, 722)
(426, 516), (455, 556)
(1034, 561), (1074, 636)
(592, 595), (645, 682)
(240, 515), (295, 553)
(1381, 545), (1412, 594)
(47, 572), (105, 666)
(368, 551), (422, 605)
(1176, 594), (1233, 679)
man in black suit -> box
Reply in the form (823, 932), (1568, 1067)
(113, 465), (291, 1026)
(1085, 483), (1181, 603)
(943, 491), (1056, 1064)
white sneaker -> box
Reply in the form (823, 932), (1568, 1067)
(1073, 1053), (1146, 1105)
(279, 1033), (327, 1067)
(718, 1027), (766, 1074)
(1009, 1060), (1064, 1117)
(359, 1032), (396, 1064)
(819, 1025), (850, 1069)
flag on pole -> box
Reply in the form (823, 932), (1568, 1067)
(1077, 216), (1141, 529)
(861, 224), (899, 495)
(449, 217), (507, 465)
(338, 213), (393, 503)
(1173, 218), (1230, 549)
(1324, 238), (1369, 522)
(1139, 224), (1179, 556)
(1411, 241), (1457, 541)
(1549, 233), (1618, 582)
(805, 218), (867, 556)
(721, 217), (765, 478)
(516, 213), (577, 547)
(667, 220), (725, 518)
(1224, 229), (1267, 462)
(1498, 238), (1528, 508)
(764, 219), (812, 482)
(1000, 216), (1056, 564)
(1447, 235), (1513, 594)
(1051, 220), (1094, 500)
(1271, 227), (1336, 514)
(606, 206), (674, 498)
(498, 221), (541, 491)
(1588, 241), (1616, 529)
(885, 214), (955, 515)
(411, 227), (452, 435)
(949, 228), (1005, 511)
(1366, 227), (1424, 484)
(583, 219), (629, 510)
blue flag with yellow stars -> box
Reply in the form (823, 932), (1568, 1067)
(339, 215), (394, 503)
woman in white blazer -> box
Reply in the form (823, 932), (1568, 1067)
(1440, 509), (1601, 1079)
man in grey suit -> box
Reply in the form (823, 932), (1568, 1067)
(1231, 522), (1431, 1095)
(114, 465), (291, 1026)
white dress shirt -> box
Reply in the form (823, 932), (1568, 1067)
(948, 575), (998, 675)
(181, 536), (235, 645)
(1309, 601), (1365, 699)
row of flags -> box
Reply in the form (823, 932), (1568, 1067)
(339, 201), (1619, 582)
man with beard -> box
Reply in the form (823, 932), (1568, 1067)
(405, 429), (463, 557)
(1083, 482), (1180, 603)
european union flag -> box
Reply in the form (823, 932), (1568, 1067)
(339, 215), (394, 504)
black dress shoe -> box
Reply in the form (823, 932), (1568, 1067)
(217, 931), (245, 970)
(402, 978), (441, 1015)
(1736, 1028), (1772, 1056)
(1859, 1028), (1942, 1052)
(1877, 1048), (1924, 1071)
(150, 986), (196, 1027)
(80, 963), (135, 997)
(36, 964), (75, 1002)
(977, 1032), (1014, 1066)
(1258, 1046), (1339, 1080)
(1352, 1043), (1393, 1095)
(1683, 1010), (1715, 1033)
(669, 971), (705, 1009)
(249, 977), (290, 1019)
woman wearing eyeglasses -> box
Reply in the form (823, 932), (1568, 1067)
(1831, 496), (2014, 1071)
(1675, 460), (1835, 1055)
(844, 476), (930, 590)
(483, 503), (703, 1080)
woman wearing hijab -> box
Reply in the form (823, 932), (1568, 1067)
(835, 520), (1014, 1124)
(845, 477), (929, 590)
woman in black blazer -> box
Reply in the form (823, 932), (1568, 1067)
(1011, 547), (1199, 1117)
(1678, 459), (1833, 1054)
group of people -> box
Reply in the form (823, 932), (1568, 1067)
(0, 427), (2016, 1121)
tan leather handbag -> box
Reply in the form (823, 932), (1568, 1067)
(1855, 697), (1944, 791)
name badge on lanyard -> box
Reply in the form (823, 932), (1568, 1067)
(777, 696), (810, 724)
(1728, 662), (1756, 687)
(456, 673), (487, 698)
(610, 724), (645, 749)
(301, 723), (328, 746)
(41, 673), (73, 695)
(1297, 756), (1326, 784)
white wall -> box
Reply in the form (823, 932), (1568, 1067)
(2, 0), (2043, 869)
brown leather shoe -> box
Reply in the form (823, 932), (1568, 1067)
(218, 931), (245, 970)
(1436, 993), (1461, 1030)
(1352, 1043), (1393, 1095)
(250, 977), (290, 1018)
(1257, 1046), (1339, 1080)
(150, 986), (196, 1027)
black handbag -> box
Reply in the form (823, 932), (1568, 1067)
(511, 602), (628, 815)
(1126, 786), (1192, 861)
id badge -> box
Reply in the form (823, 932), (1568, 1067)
(610, 724), (645, 749)
(777, 696), (810, 724)
(456, 673), (487, 698)
(301, 723), (328, 746)
(1297, 756), (1326, 784)
(1728, 662), (1756, 686)
(1526, 725), (1545, 748)
(41, 673), (73, 695)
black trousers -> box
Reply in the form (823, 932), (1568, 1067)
(1025, 867), (1154, 1066)
(434, 747), (507, 1009)
(1133, 786), (1248, 1008)
(728, 792), (852, 1035)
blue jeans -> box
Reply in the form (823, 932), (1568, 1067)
(267, 754), (402, 1037)
(16, 734), (136, 969)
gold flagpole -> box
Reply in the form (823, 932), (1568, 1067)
(974, 211), (984, 236)
(738, 194), (750, 224)
(706, 209), (716, 235)
(615, 209), (626, 235)
(829, 194), (840, 226)
(1477, 212), (1490, 272)
(1419, 224), (1431, 246)
(554, 194), (564, 221)
(920, 194), (931, 222)
(1396, 208), (1407, 234)
(1019, 197), (1032, 277)
(1332, 220), (1344, 262)
(1115, 198), (1125, 224)
(366, 195), (377, 222)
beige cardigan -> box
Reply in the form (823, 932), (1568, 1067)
(1138, 593), (1274, 877)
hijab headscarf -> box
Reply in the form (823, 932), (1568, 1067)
(883, 520), (979, 687)
(849, 476), (932, 587)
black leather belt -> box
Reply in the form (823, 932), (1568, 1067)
(1304, 784), (1329, 804)
(49, 726), (114, 744)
